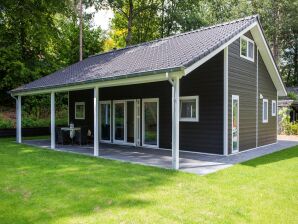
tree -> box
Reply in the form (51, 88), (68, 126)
(0, 0), (105, 106)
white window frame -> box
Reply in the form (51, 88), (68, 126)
(240, 36), (255, 62)
(179, 96), (199, 122)
(113, 100), (126, 144)
(75, 102), (85, 120)
(231, 95), (239, 153)
(112, 99), (137, 146)
(99, 101), (112, 143)
(272, 100), (276, 116)
(142, 98), (159, 148)
(262, 99), (268, 123)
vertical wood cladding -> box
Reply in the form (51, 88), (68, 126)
(228, 32), (257, 153)
(180, 51), (224, 154)
(258, 52), (277, 146)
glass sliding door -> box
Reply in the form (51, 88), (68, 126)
(232, 95), (239, 153)
(126, 100), (135, 144)
(114, 101), (125, 142)
(100, 101), (111, 142)
(142, 98), (159, 147)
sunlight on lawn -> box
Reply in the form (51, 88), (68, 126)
(0, 137), (297, 224)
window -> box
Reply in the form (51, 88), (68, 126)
(100, 101), (111, 142)
(75, 102), (85, 119)
(232, 95), (239, 153)
(240, 36), (254, 62)
(262, 99), (268, 123)
(180, 96), (199, 122)
(272, 100), (276, 116)
(142, 98), (159, 147)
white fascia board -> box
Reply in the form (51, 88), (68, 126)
(12, 70), (184, 96)
(184, 21), (287, 97)
(184, 22), (258, 75)
(250, 24), (287, 96)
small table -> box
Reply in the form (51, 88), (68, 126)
(61, 127), (81, 145)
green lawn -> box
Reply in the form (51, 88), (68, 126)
(0, 138), (297, 224)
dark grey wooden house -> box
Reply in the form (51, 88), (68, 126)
(10, 15), (286, 169)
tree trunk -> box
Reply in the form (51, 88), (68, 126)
(160, 0), (165, 38)
(272, 1), (281, 64)
(125, 0), (133, 46)
(294, 39), (298, 85)
(79, 0), (83, 61)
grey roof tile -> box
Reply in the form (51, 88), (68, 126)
(11, 15), (258, 93)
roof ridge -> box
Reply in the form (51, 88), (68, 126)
(88, 15), (258, 58)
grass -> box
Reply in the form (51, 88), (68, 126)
(0, 137), (297, 224)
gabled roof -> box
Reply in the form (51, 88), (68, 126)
(11, 15), (286, 96)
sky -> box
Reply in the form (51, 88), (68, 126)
(86, 7), (114, 30)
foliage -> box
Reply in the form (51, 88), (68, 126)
(287, 91), (298, 100)
(0, 0), (297, 112)
(278, 107), (298, 135)
(0, 0), (106, 106)
(106, 0), (297, 85)
(0, 116), (13, 129)
(0, 138), (297, 223)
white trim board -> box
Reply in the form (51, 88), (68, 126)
(99, 100), (112, 143)
(184, 22), (258, 75)
(230, 141), (278, 155)
(240, 35), (255, 62)
(142, 98), (159, 148)
(13, 20), (286, 98)
(184, 21), (286, 96)
(250, 24), (287, 96)
(231, 95), (240, 153)
(179, 95), (199, 122)
(13, 71), (184, 96)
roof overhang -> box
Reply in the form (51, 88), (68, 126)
(10, 16), (286, 97)
(250, 24), (287, 96)
(184, 21), (287, 97)
(10, 68), (184, 96)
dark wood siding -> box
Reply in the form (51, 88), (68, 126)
(228, 32), (257, 153)
(228, 31), (277, 153)
(69, 89), (94, 132)
(180, 51), (224, 154)
(258, 52), (277, 146)
(68, 51), (224, 154)
(99, 81), (172, 148)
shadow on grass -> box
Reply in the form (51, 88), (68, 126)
(240, 146), (298, 167)
(0, 138), (180, 224)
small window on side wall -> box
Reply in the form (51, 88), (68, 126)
(75, 102), (85, 120)
(180, 96), (199, 122)
(262, 99), (268, 123)
(240, 36), (254, 62)
(272, 100), (276, 116)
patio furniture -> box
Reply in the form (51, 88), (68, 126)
(86, 129), (94, 145)
(56, 127), (65, 145)
(61, 127), (81, 145)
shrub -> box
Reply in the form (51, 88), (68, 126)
(279, 107), (298, 135)
(0, 118), (14, 128)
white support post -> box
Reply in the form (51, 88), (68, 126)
(172, 76), (180, 169)
(51, 92), (55, 149)
(94, 87), (99, 156)
(16, 95), (22, 143)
